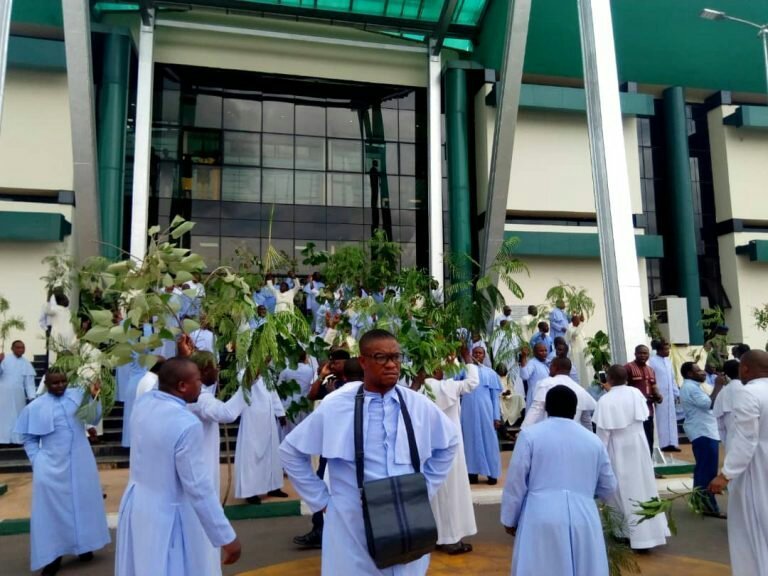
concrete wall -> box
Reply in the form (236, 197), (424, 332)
(708, 105), (768, 222)
(0, 201), (74, 356)
(718, 231), (768, 348)
(0, 69), (73, 191)
(502, 110), (642, 216)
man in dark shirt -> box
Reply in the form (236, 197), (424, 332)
(624, 344), (663, 455)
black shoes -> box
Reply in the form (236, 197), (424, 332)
(468, 474), (479, 485)
(661, 446), (682, 453)
(246, 495), (262, 505)
(293, 528), (323, 549)
(41, 557), (62, 576)
(487, 477), (498, 486)
(267, 489), (289, 498)
(78, 552), (94, 562)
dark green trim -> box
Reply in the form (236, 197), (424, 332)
(655, 464), (695, 476)
(723, 106), (768, 129)
(98, 33), (131, 259)
(11, 0), (63, 28)
(224, 500), (301, 521)
(0, 212), (72, 242)
(505, 231), (663, 258)
(519, 84), (655, 116)
(7, 36), (66, 71)
(0, 518), (30, 537)
(736, 241), (768, 262)
(444, 67), (473, 284)
(663, 87), (704, 345)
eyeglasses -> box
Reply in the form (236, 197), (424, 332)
(364, 353), (403, 366)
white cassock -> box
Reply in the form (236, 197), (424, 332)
(521, 374), (596, 430)
(721, 377), (768, 576)
(425, 364), (479, 545)
(186, 384), (247, 576)
(280, 383), (458, 576)
(116, 390), (235, 576)
(565, 323), (590, 387)
(713, 379), (743, 451)
(189, 329), (215, 353)
(0, 354), (36, 443)
(268, 279), (301, 313)
(649, 354), (679, 448)
(593, 385), (669, 549)
(234, 376), (285, 498)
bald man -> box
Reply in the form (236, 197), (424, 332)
(710, 350), (768, 575)
(116, 358), (241, 576)
(522, 357), (596, 430)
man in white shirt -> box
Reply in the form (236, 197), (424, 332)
(522, 357), (596, 430)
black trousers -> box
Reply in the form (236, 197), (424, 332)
(311, 457), (328, 531)
(643, 417), (655, 455)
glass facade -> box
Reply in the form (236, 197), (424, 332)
(145, 64), (429, 272)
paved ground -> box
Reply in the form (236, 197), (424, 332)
(0, 499), (729, 575)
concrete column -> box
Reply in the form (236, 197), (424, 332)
(663, 86), (704, 344)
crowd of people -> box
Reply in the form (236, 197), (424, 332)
(0, 272), (767, 576)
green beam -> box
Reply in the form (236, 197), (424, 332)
(7, 36), (66, 71)
(505, 231), (663, 258)
(663, 87), (703, 345)
(723, 106), (768, 129)
(518, 84), (655, 116)
(736, 240), (768, 262)
(0, 212), (72, 242)
(444, 67), (473, 286)
(97, 33), (131, 259)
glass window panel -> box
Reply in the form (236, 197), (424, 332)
(294, 222), (327, 239)
(295, 137), (326, 170)
(154, 162), (177, 198)
(158, 89), (180, 124)
(327, 173), (363, 207)
(326, 223), (365, 242)
(153, 128), (179, 160)
(294, 205), (326, 223)
(264, 238), (294, 265)
(191, 236), (221, 269)
(221, 202), (261, 220)
(190, 166), (221, 200)
(262, 169), (294, 204)
(400, 177), (419, 209)
(398, 110), (416, 142)
(294, 239), (326, 274)
(296, 105), (326, 136)
(223, 98), (262, 132)
(364, 142), (398, 174)
(295, 171), (326, 205)
(221, 237), (260, 266)
(263, 100), (294, 134)
(190, 200), (220, 218)
(398, 92), (416, 111)
(222, 167), (260, 203)
(266, 220), (294, 239)
(263, 134), (294, 169)
(329, 139), (362, 172)
(223, 219), (261, 238)
(192, 94), (222, 129)
(327, 107), (361, 138)
(400, 243), (417, 268)
(223, 132), (260, 166)
(400, 143), (416, 175)
(183, 131), (221, 163)
(364, 174), (399, 210)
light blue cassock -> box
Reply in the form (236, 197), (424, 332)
(15, 388), (110, 571)
(254, 286), (277, 313)
(501, 418), (617, 576)
(520, 359), (550, 409)
(116, 390), (236, 576)
(0, 354), (36, 443)
(119, 323), (153, 447)
(280, 384), (459, 576)
(549, 308), (570, 340)
(460, 364), (502, 478)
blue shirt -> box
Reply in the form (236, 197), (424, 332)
(529, 332), (554, 354)
(680, 379), (719, 441)
(549, 308), (570, 340)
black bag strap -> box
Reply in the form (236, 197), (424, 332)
(395, 387), (421, 473)
(354, 385), (365, 491)
(354, 385), (422, 491)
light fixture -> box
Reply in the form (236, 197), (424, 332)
(700, 8), (726, 21)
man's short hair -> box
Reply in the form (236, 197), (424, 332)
(723, 359), (740, 380)
(11, 340), (23, 348)
(344, 358), (364, 381)
(158, 357), (196, 391)
(537, 322), (548, 330)
(545, 385), (577, 419)
(551, 356), (572, 372)
(635, 344), (649, 353)
(359, 329), (397, 355)
(329, 348), (351, 361)
(607, 364), (627, 384)
(680, 361), (697, 379)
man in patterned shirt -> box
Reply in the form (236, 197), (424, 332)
(624, 344), (663, 454)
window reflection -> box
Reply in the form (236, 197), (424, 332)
(263, 134), (294, 169)
(263, 169), (294, 204)
(222, 167), (260, 203)
(263, 100), (294, 134)
(295, 137), (326, 171)
(329, 139), (362, 172)
(223, 99), (262, 132)
(224, 132), (260, 166)
(327, 173), (362, 207)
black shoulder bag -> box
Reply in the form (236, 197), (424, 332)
(354, 384), (438, 569)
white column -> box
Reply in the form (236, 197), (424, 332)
(0, 0), (12, 132)
(129, 10), (155, 260)
(577, 0), (646, 363)
(427, 40), (444, 285)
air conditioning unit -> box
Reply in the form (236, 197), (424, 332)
(651, 296), (690, 345)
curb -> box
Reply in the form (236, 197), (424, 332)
(1, 500), (302, 537)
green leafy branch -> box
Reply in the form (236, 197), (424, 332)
(0, 294), (26, 350)
(633, 485), (711, 536)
